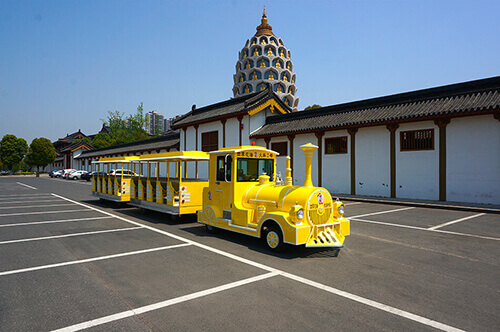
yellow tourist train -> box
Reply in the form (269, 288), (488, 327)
(92, 144), (350, 251)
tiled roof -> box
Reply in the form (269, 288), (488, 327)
(172, 86), (291, 128)
(60, 141), (93, 153)
(76, 133), (180, 159)
(251, 76), (500, 137)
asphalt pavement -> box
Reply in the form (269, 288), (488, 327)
(0, 176), (498, 331)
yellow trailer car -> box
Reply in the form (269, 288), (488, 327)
(91, 156), (139, 203)
(128, 151), (209, 216)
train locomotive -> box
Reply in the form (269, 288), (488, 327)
(198, 143), (350, 251)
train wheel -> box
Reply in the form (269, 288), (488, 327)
(200, 206), (217, 226)
(264, 226), (283, 251)
(205, 224), (218, 234)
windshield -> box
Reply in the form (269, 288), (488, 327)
(236, 158), (274, 182)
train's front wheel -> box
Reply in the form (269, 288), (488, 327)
(264, 226), (283, 251)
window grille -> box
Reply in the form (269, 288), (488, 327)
(201, 131), (218, 152)
(400, 129), (434, 151)
(325, 136), (348, 154)
(271, 142), (288, 156)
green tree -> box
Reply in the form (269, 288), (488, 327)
(74, 137), (91, 144)
(25, 137), (56, 174)
(304, 104), (322, 110)
(0, 134), (28, 172)
(91, 133), (113, 149)
(103, 102), (148, 145)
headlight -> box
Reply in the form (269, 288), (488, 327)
(296, 209), (304, 220)
(338, 205), (345, 215)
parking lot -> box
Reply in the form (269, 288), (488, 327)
(0, 176), (498, 331)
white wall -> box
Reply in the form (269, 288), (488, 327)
(447, 115), (500, 204)
(322, 130), (350, 194)
(396, 121), (439, 200)
(268, 136), (288, 182)
(356, 126), (390, 197)
(292, 133), (318, 187)
(226, 117), (240, 147)
(185, 127), (196, 151)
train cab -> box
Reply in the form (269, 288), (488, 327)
(198, 144), (350, 251)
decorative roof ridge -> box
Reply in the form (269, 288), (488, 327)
(79, 132), (180, 155)
(177, 91), (261, 120)
(265, 76), (500, 125)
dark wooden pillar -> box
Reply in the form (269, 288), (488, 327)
(221, 119), (227, 148)
(386, 123), (399, 198)
(348, 128), (358, 195)
(435, 118), (451, 201)
(264, 137), (271, 149)
(287, 134), (295, 178)
(194, 124), (199, 151)
(315, 131), (324, 187)
(182, 127), (187, 151)
(238, 115), (244, 146)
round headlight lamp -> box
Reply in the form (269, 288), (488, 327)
(296, 209), (304, 220)
(338, 205), (345, 215)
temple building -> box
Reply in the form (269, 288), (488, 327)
(233, 9), (299, 110)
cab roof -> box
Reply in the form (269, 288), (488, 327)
(208, 145), (279, 155)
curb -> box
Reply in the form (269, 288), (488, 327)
(338, 196), (500, 215)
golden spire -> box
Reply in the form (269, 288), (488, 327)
(255, 7), (274, 36)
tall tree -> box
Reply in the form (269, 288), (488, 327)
(91, 133), (113, 149)
(304, 104), (322, 110)
(25, 137), (56, 174)
(104, 102), (149, 145)
(0, 134), (28, 172)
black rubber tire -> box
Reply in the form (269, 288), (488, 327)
(205, 224), (219, 234)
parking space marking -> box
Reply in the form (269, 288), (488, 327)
(428, 213), (486, 230)
(352, 218), (499, 241)
(0, 199), (62, 204)
(0, 226), (143, 245)
(0, 209), (89, 217)
(0, 193), (52, 198)
(46, 178), (92, 185)
(51, 193), (466, 332)
(345, 202), (363, 206)
(52, 272), (279, 332)
(348, 207), (415, 219)
(0, 243), (191, 277)
(16, 182), (37, 190)
(0, 203), (75, 210)
(0, 216), (115, 228)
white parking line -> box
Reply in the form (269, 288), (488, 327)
(0, 227), (143, 245)
(0, 199), (62, 204)
(0, 193), (51, 198)
(428, 213), (486, 230)
(51, 193), (466, 332)
(16, 182), (37, 190)
(345, 202), (363, 206)
(0, 209), (90, 217)
(0, 216), (114, 228)
(0, 203), (75, 210)
(0, 243), (191, 277)
(52, 272), (279, 332)
(351, 218), (499, 241)
(348, 207), (415, 219)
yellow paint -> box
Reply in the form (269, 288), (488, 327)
(198, 145), (350, 248)
(247, 99), (288, 116)
(91, 156), (139, 203)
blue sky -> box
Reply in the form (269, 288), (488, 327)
(1, 0), (499, 144)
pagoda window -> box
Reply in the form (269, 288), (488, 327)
(278, 39), (284, 46)
(286, 61), (292, 71)
(273, 59), (283, 68)
(258, 58), (269, 67)
(266, 47), (275, 56)
(259, 37), (268, 45)
(243, 84), (253, 93)
(281, 72), (289, 82)
(257, 83), (266, 91)
(274, 83), (284, 93)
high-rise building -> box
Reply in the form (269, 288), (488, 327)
(145, 110), (164, 135)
